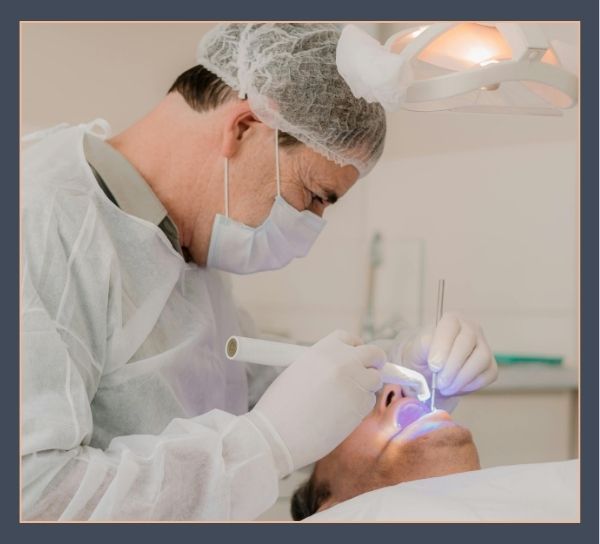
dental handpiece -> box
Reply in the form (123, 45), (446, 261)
(225, 335), (431, 402)
(430, 279), (446, 412)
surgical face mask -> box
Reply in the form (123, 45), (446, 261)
(206, 130), (327, 274)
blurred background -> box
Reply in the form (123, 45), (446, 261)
(21, 21), (579, 520)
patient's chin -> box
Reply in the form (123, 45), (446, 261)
(396, 424), (477, 455)
(380, 425), (480, 481)
(425, 425), (477, 451)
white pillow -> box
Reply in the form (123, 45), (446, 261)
(304, 460), (578, 522)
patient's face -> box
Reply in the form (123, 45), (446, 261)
(313, 384), (480, 511)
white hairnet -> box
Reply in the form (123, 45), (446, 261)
(196, 23), (387, 177)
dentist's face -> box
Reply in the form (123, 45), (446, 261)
(312, 385), (480, 511)
(181, 98), (360, 266)
(226, 128), (359, 227)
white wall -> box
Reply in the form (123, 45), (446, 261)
(21, 22), (215, 133)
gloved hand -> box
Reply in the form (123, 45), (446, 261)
(245, 329), (385, 477)
(390, 313), (498, 397)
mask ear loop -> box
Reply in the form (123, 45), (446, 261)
(224, 158), (230, 218)
(274, 129), (281, 198)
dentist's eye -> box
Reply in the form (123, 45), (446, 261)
(385, 391), (395, 407)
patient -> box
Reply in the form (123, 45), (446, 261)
(291, 384), (480, 520)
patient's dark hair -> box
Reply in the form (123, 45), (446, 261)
(290, 475), (331, 521)
(168, 65), (300, 147)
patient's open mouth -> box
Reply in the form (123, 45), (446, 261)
(387, 394), (453, 442)
(395, 399), (429, 429)
(382, 388), (431, 430)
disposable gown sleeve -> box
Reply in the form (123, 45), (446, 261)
(22, 275), (279, 521)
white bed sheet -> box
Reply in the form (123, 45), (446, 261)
(304, 459), (579, 522)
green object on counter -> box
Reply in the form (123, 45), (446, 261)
(494, 353), (563, 365)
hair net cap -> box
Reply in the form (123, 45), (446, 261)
(196, 23), (387, 177)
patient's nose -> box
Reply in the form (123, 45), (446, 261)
(378, 384), (404, 411)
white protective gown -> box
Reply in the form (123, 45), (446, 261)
(21, 123), (280, 520)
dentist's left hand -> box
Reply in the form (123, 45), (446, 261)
(392, 313), (498, 396)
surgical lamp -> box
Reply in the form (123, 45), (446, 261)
(337, 22), (578, 116)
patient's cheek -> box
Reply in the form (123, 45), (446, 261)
(339, 418), (388, 460)
(338, 463), (402, 504)
(318, 412), (407, 502)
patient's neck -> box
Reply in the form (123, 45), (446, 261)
(398, 428), (481, 483)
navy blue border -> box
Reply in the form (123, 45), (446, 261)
(4, 0), (598, 542)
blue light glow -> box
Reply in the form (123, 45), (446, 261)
(396, 401), (429, 429)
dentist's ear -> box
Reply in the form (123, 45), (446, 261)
(221, 103), (262, 158)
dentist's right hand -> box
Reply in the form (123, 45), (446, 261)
(244, 329), (385, 477)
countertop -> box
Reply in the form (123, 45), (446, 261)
(483, 363), (578, 392)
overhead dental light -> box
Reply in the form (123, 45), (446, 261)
(336, 22), (578, 116)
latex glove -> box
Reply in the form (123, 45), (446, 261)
(245, 329), (385, 477)
(392, 313), (498, 397)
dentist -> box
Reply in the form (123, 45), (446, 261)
(22, 23), (497, 521)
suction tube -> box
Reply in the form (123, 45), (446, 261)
(225, 336), (430, 401)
